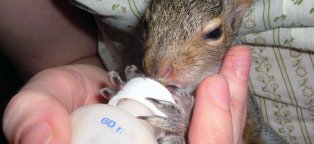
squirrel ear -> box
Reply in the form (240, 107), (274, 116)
(231, 0), (252, 30)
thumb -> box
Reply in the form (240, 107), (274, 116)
(3, 64), (110, 144)
(3, 91), (71, 144)
(189, 75), (233, 144)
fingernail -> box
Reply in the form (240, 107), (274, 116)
(232, 46), (251, 81)
(207, 75), (230, 110)
(20, 121), (53, 144)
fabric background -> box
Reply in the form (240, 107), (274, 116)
(240, 0), (314, 143)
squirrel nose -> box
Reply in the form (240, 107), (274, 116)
(146, 65), (174, 80)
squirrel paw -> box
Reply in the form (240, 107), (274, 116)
(108, 71), (125, 89)
(100, 66), (194, 144)
(99, 87), (116, 99)
(138, 97), (186, 132)
(157, 136), (185, 144)
(99, 70), (125, 99)
(100, 65), (144, 99)
(138, 86), (194, 144)
(125, 65), (145, 81)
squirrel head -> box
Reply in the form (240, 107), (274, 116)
(143, 0), (252, 91)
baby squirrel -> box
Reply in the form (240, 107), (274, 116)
(103, 0), (287, 143)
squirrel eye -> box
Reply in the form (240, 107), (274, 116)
(203, 26), (222, 40)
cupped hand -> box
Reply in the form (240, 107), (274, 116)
(3, 64), (111, 144)
(3, 45), (251, 144)
(189, 45), (251, 144)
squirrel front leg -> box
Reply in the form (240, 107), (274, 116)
(138, 86), (194, 144)
(243, 93), (287, 144)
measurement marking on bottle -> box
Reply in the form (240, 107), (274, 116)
(101, 117), (124, 134)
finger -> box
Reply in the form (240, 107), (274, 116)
(3, 64), (110, 144)
(219, 45), (251, 144)
(24, 64), (111, 111)
(3, 93), (70, 144)
(189, 75), (233, 144)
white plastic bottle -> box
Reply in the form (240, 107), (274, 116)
(70, 77), (175, 144)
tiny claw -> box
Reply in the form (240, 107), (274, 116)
(166, 85), (182, 95)
(108, 71), (125, 88)
(145, 97), (181, 117)
(99, 87), (116, 99)
(145, 97), (160, 104)
(136, 115), (149, 120)
(125, 65), (145, 81)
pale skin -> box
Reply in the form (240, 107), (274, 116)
(0, 1), (251, 144)
(189, 46), (251, 144)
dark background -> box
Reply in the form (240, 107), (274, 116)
(0, 2), (96, 143)
(0, 53), (23, 144)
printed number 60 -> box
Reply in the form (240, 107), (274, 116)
(101, 118), (116, 128)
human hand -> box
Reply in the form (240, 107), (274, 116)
(189, 45), (251, 144)
(2, 64), (112, 144)
(3, 45), (250, 144)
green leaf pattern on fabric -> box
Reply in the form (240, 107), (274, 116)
(310, 8), (314, 15)
(290, 0), (303, 5)
(242, 0), (314, 143)
(249, 34), (298, 143)
(243, 7), (257, 30)
(274, 15), (287, 23)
